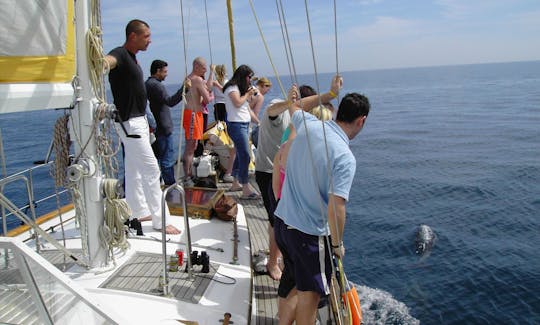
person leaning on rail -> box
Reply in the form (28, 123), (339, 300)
(270, 75), (371, 324)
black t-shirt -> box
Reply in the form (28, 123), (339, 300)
(108, 46), (147, 122)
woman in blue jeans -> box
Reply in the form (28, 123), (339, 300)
(223, 65), (260, 199)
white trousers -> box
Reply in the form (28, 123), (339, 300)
(117, 116), (170, 229)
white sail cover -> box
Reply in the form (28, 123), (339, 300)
(0, 0), (75, 113)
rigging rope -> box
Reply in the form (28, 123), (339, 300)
(262, 1), (352, 323)
(296, 3), (346, 322)
(275, 0), (293, 84)
(247, 0), (288, 101)
(204, 0), (213, 65)
(176, 0), (190, 181)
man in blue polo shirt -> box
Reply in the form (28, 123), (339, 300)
(273, 77), (370, 324)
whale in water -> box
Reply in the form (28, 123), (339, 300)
(415, 224), (436, 255)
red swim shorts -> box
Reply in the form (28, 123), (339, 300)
(183, 109), (203, 140)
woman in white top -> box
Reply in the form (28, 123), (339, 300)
(212, 64), (228, 122)
(223, 64), (260, 198)
(211, 64), (235, 182)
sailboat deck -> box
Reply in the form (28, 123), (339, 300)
(1, 178), (279, 324)
(226, 179), (280, 325)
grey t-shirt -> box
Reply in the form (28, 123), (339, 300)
(255, 101), (291, 173)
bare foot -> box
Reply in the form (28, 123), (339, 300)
(267, 263), (282, 281)
(165, 224), (181, 235)
(138, 216), (152, 222)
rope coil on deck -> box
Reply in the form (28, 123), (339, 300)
(100, 178), (131, 263)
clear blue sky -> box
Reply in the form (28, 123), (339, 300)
(101, 0), (540, 83)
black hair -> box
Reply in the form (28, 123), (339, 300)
(125, 19), (149, 39)
(335, 93), (370, 123)
(223, 64), (254, 96)
(299, 85), (316, 98)
(150, 60), (168, 75)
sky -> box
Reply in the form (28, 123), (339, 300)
(101, 0), (540, 83)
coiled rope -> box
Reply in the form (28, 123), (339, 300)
(52, 115), (71, 188)
(100, 178), (131, 263)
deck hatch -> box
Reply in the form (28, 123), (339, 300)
(99, 252), (217, 303)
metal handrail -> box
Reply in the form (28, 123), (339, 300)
(1, 173), (39, 248)
(0, 175), (85, 267)
(160, 183), (192, 296)
(1, 162), (68, 228)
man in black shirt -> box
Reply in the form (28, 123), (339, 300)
(145, 59), (184, 185)
(105, 19), (180, 235)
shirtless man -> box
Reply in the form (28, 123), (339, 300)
(182, 57), (215, 184)
(104, 19), (180, 234)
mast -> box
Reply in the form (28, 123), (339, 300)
(71, 0), (107, 268)
(226, 0), (237, 71)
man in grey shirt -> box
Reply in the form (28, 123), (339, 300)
(254, 98), (290, 280)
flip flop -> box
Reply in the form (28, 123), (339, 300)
(228, 186), (243, 192)
(241, 193), (260, 200)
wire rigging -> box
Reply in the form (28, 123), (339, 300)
(204, 0), (213, 65)
(176, 0), (189, 180)
(275, 0), (293, 84)
(270, 1), (353, 323)
(246, 0), (288, 101)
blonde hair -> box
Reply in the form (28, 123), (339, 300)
(256, 76), (272, 87)
(215, 64), (227, 85)
(309, 105), (332, 121)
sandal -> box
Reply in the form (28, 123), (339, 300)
(228, 185), (243, 192)
(241, 193), (260, 200)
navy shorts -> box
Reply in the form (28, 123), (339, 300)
(274, 217), (332, 298)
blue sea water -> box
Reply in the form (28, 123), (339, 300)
(337, 61), (540, 324)
(1, 61), (539, 324)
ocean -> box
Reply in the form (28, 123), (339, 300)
(1, 61), (539, 324)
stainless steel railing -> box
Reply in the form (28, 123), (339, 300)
(160, 183), (192, 296)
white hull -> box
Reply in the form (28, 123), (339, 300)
(3, 203), (252, 324)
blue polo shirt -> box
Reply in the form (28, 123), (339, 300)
(274, 110), (356, 236)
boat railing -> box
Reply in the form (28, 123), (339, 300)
(160, 183), (193, 296)
(1, 172), (39, 246)
(0, 237), (121, 324)
(0, 173), (85, 268)
(0, 161), (69, 237)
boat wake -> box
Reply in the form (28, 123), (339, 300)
(353, 283), (420, 325)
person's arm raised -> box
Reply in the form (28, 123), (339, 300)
(266, 75), (342, 117)
(103, 55), (117, 71)
(292, 75), (342, 115)
(206, 64), (215, 90)
(266, 85), (298, 117)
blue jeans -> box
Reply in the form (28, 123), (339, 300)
(156, 133), (176, 185)
(227, 121), (250, 184)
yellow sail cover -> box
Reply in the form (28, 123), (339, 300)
(0, 0), (75, 113)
